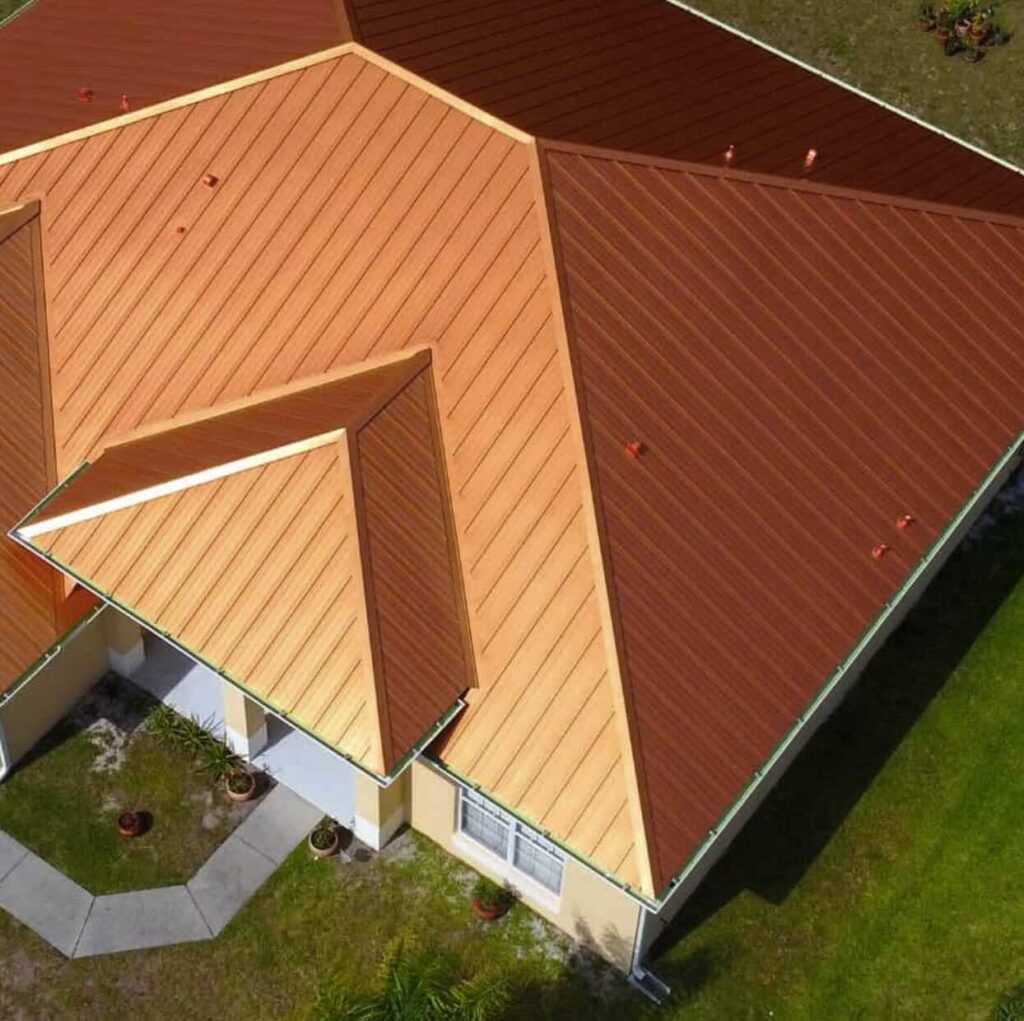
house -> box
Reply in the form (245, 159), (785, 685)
(0, 0), (1022, 982)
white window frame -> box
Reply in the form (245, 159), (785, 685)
(457, 788), (565, 899)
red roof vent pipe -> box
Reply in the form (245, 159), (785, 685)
(804, 148), (818, 169)
(76, 87), (94, 103)
(724, 144), (736, 165)
(202, 173), (219, 188)
(120, 94), (131, 112)
(896, 514), (915, 531)
(625, 440), (645, 459)
(872, 543), (890, 561)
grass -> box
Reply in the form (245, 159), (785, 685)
(0, 675), (248, 894)
(686, 0), (1024, 168)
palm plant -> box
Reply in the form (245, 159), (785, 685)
(308, 939), (509, 1021)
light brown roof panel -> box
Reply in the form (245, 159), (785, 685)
(0, 0), (346, 153)
(0, 46), (642, 891)
(541, 142), (1024, 891)
(347, 0), (1024, 215)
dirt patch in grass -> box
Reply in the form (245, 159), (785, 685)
(0, 674), (257, 894)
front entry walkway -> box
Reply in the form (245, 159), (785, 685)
(0, 783), (320, 957)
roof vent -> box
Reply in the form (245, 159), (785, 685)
(175, 225), (187, 235)
(120, 94), (131, 112)
(871, 543), (890, 561)
(804, 148), (818, 169)
(202, 173), (219, 188)
(896, 514), (915, 531)
(625, 440), (645, 459)
(724, 144), (736, 164)
(76, 87), (93, 103)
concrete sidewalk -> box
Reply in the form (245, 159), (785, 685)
(0, 783), (321, 958)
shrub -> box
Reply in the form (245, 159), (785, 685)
(993, 984), (1024, 1021)
(146, 704), (240, 779)
(471, 875), (514, 911)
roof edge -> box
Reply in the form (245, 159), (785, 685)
(0, 39), (533, 167)
(652, 430), (1024, 902)
(666, 0), (1024, 189)
(527, 140), (659, 898)
(537, 137), (1024, 231)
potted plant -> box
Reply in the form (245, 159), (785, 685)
(224, 766), (257, 802)
(470, 876), (514, 921)
(308, 819), (340, 858)
(118, 810), (144, 838)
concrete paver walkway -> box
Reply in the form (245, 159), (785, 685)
(0, 783), (320, 958)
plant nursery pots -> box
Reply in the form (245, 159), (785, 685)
(471, 896), (508, 922)
(225, 769), (257, 802)
(308, 825), (340, 858)
(118, 810), (144, 838)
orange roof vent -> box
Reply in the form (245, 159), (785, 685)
(896, 514), (915, 531)
(202, 173), (219, 188)
(804, 148), (818, 169)
(625, 440), (645, 459)
(76, 87), (93, 103)
(120, 94), (131, 112)
(175, 225), (187, 235)
(724, 144), (736, 164)
(871, 543), (890, 561)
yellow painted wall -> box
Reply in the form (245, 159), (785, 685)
(0, 610), (109, 766)
(409, 759), (642, 971)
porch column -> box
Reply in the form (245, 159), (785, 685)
(103, 609), (145, 676)
(353, 769), (409, 849)
(222, 683), (268, 759)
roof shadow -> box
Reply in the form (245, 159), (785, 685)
(651, 465), (1024, 958)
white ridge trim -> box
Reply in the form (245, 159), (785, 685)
(19, 429), (346, 539)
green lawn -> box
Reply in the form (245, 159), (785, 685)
(687, 0), (1024, 169)
(0, 676), (248, 894)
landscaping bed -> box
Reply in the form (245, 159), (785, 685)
(0, 675), (257, 895)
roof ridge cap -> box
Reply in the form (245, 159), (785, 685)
(537, 137), (1024, 230)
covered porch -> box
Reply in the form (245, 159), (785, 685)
(128, 632), (358, 830)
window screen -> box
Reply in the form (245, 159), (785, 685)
(513, 829), (564, 893)
(460, 792), (510, 857)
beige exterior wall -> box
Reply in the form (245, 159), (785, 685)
(0, 609), (109, 767)
(409, 759), (642, 971)
(354, 768), (409, 849)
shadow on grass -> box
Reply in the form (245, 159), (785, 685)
(8, 671), (153, 777)
(653, 467), (1024, 961)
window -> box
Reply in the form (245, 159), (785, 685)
(458, 789), (564, 895)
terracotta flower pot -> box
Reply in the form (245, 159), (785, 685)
(118, 810), (143, 838)
(224, 769), (257, 803)
(308, 826), (339, 858)
(471, 895), (508, 922)
(936, 26), (950, 44)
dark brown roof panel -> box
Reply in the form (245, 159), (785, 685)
(349, 0), (1024, 215)
(354, 369), (472, 770)
(0, 205), (61, 687)
(542, 144), (1024, 891)
(0, 0), (345, 153)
